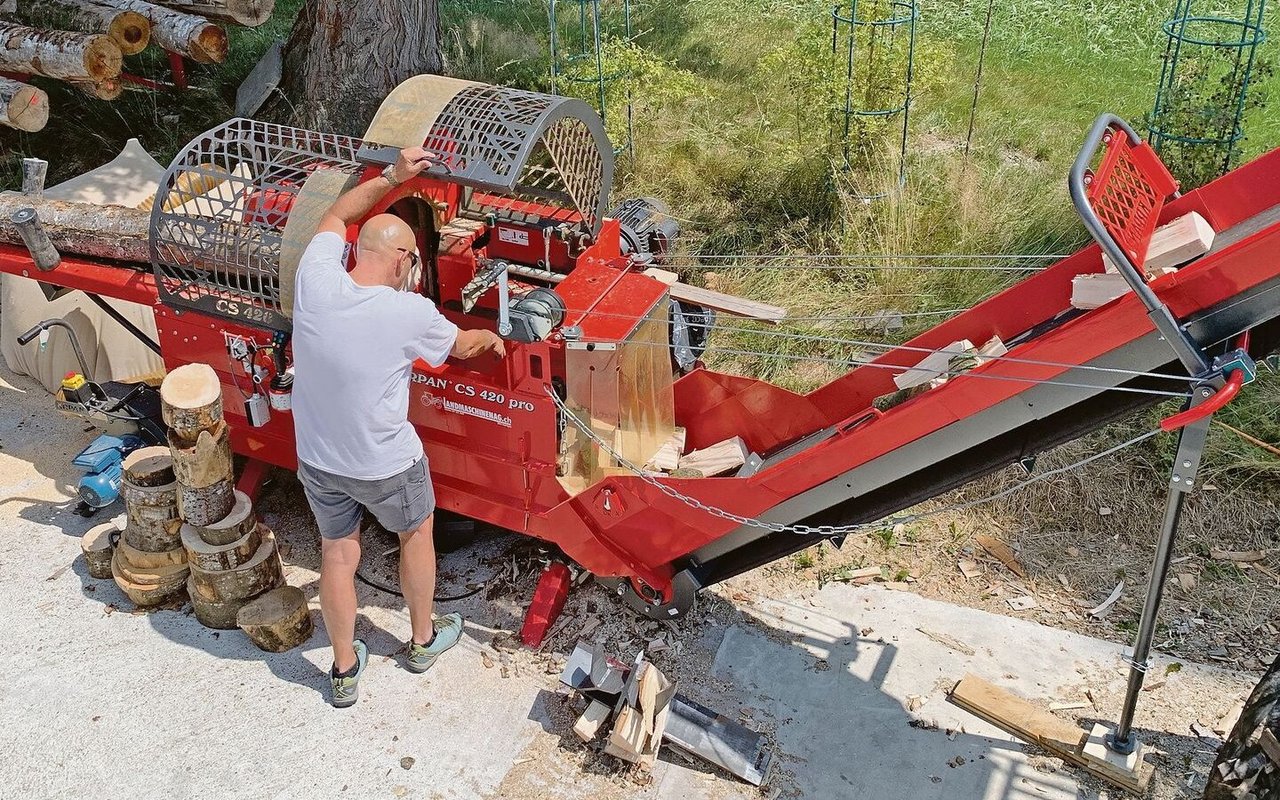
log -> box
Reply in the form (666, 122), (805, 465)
(111, 548), (186, 606)
(22, 158), (47, 199)
(122, 491), (182, 552)
(237, 585), (313, 652)
(0, 78), (49, 132)
(177, 476), (235, 526)
(116, 537), (186, 571)
(0, 24), (122, 81)
(9, 207), (60, 271)
(677, 436), (749, 477)
(167, 422), (232, 489)
(154, 0), (272, 27)
(188, 529), (283, 603)
(121, 477), (177, 510)
(122, 445), (175, 487)
(181, 519), (262, 570)
(21, 0), (151, 56)
(0, 193), (149, 263)
(94, 0), (226, 63)
(114, 548), (189, 585)
(160, 363), (224, 438)
(81, 522), (117, 578)
(186, 575), (241, 628)
(192, 488), (254, 545)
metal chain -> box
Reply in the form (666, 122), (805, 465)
(546, 385), (1164, 536)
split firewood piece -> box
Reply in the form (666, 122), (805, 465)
(154, 0), (274, 27)
(177, 476), (235, 527)
(974, 533), (1027, 578)
(192, 489), (254, 545)
(894, 339), (975, 391)
(1071, 273), (1131, 310)
(160, 363), (224, 439)
(95, 0), (226, 63)
(81, 522), (118, 579)
(0, 77), (49, 132)
(21, 0), (151, 55)
(181, 519), (262, 570)
(677, 435), (748, 477)
(605, 705), (647, 763)
(646, 427), (685, 472)
(574, 700), (613, 742)
(237, 585), (313, 652)
(186, 575), (241, 629)
(0, 24), (122, 81)
(167, 422), (232, 489)
(122, 445), (175, 487)
(116, 537), (186, 571)
(188, 529), (283, 603)
(111, 548), (187, 607)
(1102, 211), (1215, 278)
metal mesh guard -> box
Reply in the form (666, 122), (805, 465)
(1086, 130), (1179, 268)
(150, 118), (366, 331)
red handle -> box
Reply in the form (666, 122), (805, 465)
(1160, 370), (1244, 432)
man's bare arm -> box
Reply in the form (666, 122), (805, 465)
(315, 147), (436, 236)
(451, 329), (505, 359)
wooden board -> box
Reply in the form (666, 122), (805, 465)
(949, 674), (1151, 794)
(236, 585), (313, 652)
(667, 281), (786, 324)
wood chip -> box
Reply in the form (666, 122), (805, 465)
(957, 559), (982, 579)
(1088, 582), (1124, 619)
(916, 627), (975, 656)
(1049, 700), (1091, 712)
(974, 534), (1027, 578)
(481, 652), (494, 669)
(1007, 595), (1039, 611)
(1176, 573), (1197, 592)
(1209, 549), (1268, 563)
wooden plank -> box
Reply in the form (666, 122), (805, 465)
(1261, 728), (1280, 766)
(573, 699), (612, 742)
(667, 281), (786, 323)
(1071, 273), (1131, 310)
(678, 435), (748, 477)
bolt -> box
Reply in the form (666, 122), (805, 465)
(1172, 475), (1181, 483)
(1183, 460), (1192, 468)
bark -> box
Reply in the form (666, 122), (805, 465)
(237, 585), (313, 652)
(81, 522), (117, 579)
(177, 477), (235, 526)
(0, 23), (122, 81)
(155, 0), (273, 27)
(122, 445), (175, 487)
(167, 424), (232, 489)
(21, 0), (151, 56)
(116, 538), (187, 571)
(121, 507), (182, 552)
(181, 520), (262, 571)
(187, 575), (243, 628)
(160, 363), (224, 438)
(0, 78), (48, 131)
(94, 0), (226, 63)
(188, 529), (283, 603)
(111, 548), (188, 606)
(0, 193), (149, 261)
(192, 489), (254, 545)
(121, 477), (177, 509)
(279, 0), (442, 135)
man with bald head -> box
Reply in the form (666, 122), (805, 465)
(291, 147), (504, 707)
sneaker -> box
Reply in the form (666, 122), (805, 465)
(405, 613), (464, 673)
(330, 639), (368, 708)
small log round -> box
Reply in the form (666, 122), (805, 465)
(116, 537), (186, 571)
(189, 529), (282, 603)
(191, 489), (254, 545)
(81, 522), (118, 579)
(177, 477), (234, 527)
(167, 422), (232, 489)
(122, 507), (182, 553)
(237, 586), (313, 653)
(113, 549), (189, 586)
(122, 445), (175, 487)
(111, 549), (187, 607)
(160, 363), (224, 439)
(181, 520), (262, 571)
(0, 80), (48, 132)
(186, 575), (242, 629)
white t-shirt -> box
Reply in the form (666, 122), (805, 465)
(291, 232), (459, 480)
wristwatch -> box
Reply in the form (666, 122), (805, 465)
(381, 164), (400, 187)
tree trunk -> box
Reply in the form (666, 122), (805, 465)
(0, 193), (149, 261)
(155, 0), (273, 27)
(0, 77), (49, 131)
(21, 0), (151, 56)
(0, 24), (122, 81)
(278, 0), (442, 135)
(95, 0), (226, 63)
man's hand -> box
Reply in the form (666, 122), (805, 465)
(451, 329), (506, 360)
(391, 147), (436, 185)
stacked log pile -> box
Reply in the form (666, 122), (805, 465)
(109, 444), (190, 606)
(0, 0), (275, 131)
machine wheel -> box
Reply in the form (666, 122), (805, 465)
(1206, 653), (1280, 800)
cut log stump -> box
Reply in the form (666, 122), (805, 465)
(192, 489), (254, 545)
(121, 445), (175, 487)
(0, 77), (49, 132)
(167, 422), (232, 489)
(237, 586), (313, 652)
(177, 477), (235, 526)
(81, 522), (118, 578)
(181, 520), (262, 571)
(117, 537), (186, 571)
(121, 477), (177, 510)
(160, 363), (224, 439)
(187, 575), (242, 629)
(111, 548), (187, 607)
(189, 529), (283, 603)
(122, 494), (182, 553)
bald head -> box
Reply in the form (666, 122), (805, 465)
(357, 213), (416, 256)
(351, 213), (419, 290)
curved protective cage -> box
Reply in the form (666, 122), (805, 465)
(150, 118), (366, 332)
(405, 81), (615, 233)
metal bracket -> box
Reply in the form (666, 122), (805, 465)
(462, 259), (513, 337)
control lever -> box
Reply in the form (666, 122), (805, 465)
(461, 260), (513, 337)
(17, 319), (92, 379)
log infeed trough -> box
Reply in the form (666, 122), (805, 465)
(3, 81), (1280, 770)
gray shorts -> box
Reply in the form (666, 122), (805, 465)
(297, 457), (436, 539)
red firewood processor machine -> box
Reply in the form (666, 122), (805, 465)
(4, 77), (1280, 760)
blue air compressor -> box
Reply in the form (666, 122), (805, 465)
(72, 434), (143, 508)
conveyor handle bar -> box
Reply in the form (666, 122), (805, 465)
(1159, 370), (1243, 432)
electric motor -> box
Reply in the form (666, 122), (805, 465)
(611, 197), (680, 264)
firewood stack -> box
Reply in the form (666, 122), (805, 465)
(110, 444), (190, 606)
(159, 363), (289, 632)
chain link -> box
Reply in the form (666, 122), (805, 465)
(547, 386), (1163, 536)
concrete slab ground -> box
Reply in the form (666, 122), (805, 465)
(0, 362), (1254, 800)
